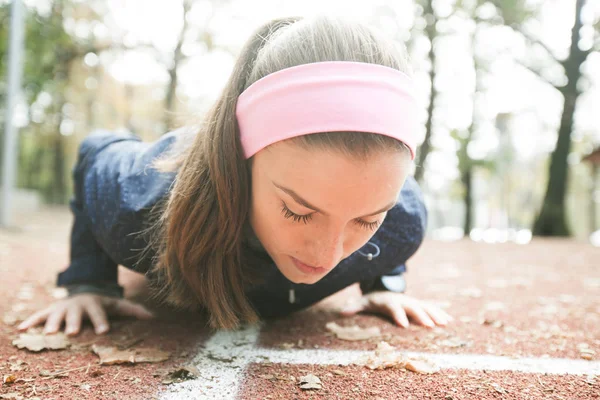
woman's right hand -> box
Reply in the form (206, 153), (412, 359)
(17, 294), (154, 336)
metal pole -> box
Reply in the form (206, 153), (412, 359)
(1, 0), (25, 228)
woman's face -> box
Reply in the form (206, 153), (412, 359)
(249, 140), (411, 285)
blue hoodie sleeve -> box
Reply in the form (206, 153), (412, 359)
(56, 129), (178, 292)
(56, 131), (141, 292)
(359, 176), (427, 294)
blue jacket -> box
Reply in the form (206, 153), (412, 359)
(57, 129), (427, 318)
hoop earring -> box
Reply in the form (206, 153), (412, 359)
(358, 242), (380, 261)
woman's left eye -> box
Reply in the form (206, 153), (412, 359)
(280, 202), (313, 224)
(355, 219), (381, 231)
(280, 201), (381, 231)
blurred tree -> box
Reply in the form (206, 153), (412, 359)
(161, 0), (220, 132)
(413, 0), (440, 183)
(1, 0), (115, 203)
(494, 0), (599, 236)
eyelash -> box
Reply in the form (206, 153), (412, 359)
(280, 201), (382, 232)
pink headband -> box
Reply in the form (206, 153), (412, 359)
(235, 61), (418, 160)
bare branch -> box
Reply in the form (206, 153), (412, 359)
(514, 59), (566, 95)
(510, 24), (561, 63)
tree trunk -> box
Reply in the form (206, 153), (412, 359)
(462, 167), (473, 236)
(163, 0), (191, 132)
(592, 164), (598, 234)
(532, 0), (587, 236)
(414, 0), (437, 183)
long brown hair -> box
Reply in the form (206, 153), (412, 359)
(146, 16), (413, 329)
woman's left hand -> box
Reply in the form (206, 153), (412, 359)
(339, 292), (453, 329)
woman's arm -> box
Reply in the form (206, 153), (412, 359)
(359, 176), (427, 295)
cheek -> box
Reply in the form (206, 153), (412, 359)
(252, 198), (295, 248)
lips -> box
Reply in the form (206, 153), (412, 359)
(291, 256), (327, 275)
(295, 258), (319, 269)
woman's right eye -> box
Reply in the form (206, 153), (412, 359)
(280, 201), (313, 224)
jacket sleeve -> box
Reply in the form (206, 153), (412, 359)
(56, 131), (148, 295)
(56, 128), (181, 296)
(359, 176), (427, 294)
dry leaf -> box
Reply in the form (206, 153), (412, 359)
(160, 365), (201, 385)
(12, 333), (70, 352)
(359, 341), (440, 374)
(439, 338), (470, 348)
(325, 322), (381, 341)
(364, 341), (407, 370)
(404, 358), (440, 374)
(299, 374), (322, 390)
(0, 394), (23, 400)
(91, 344), (170, 365)
(332, 369), (347, 376)
(491, 383), (507, 394)
(3, 375), (17, 384)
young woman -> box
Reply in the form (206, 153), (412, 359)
(19, 15), (453, 335)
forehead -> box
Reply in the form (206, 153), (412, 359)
(252, 141), (409, 210)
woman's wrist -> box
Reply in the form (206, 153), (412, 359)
(66, 283), (124, 298)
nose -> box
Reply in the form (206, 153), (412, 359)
(310, 227), (345, 270)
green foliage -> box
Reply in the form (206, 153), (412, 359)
(0, 1), (84, 204)
(488, 0), (536, 26)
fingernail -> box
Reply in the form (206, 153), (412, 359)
(96, 324), (108, 334)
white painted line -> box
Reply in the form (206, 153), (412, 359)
(158, 324), (261, 400)
(160, 324), (600, 400)
(251, 348), (600, 375)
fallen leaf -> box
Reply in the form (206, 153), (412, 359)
(160, 366), (201, 385)
(3, 375), (17, 384)
(360, 341), (406, 370)
(299, 374), (322, 390)
(91, 345), (170, 365)
(325, 322), (381, 341)
(404, 358), (440, 374)
(0, 394), (23, 400)
(491, 383), (507, 394)
(359, 341), (440, 374)
(332, 369), (347, 376)
(439, 338), (470, 348)
(9, 360), (26, 372)
(482, 319), (504, 328)
(12, 333), (70, 352)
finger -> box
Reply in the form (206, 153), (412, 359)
(18, 309), (52, 331)
(84, 301), (110, 334)
(404, 304), (435, 328)
(64, 305), (83, 336)
(385, 304), (410, 328)
(109, 299), (154, 319)
(43, 307), (67, 334)
(423, 304), (454, 326)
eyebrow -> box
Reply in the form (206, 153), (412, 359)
(273, 182), (396, 218)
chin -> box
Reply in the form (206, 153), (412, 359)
(290, 273), (323, 285)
